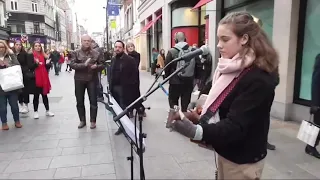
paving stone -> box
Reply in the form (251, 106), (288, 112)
(0, 152), (24, 161)
(81, 163), (115, 177)
(61, 147), (84, 155)
(49, 154), (90, 168)
(4, 157), (52, 173)
(21, 148), (62, 159)
(54, 166), (82, 179)
(8, 169), (56, 179)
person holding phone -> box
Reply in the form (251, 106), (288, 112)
(70, 35), (105, 129)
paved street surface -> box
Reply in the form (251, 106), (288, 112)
(0, 67), (319, 179)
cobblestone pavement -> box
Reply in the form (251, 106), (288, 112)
(0, 68), (319, 179)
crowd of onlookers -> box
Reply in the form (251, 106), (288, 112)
(0, 39), (77, 130)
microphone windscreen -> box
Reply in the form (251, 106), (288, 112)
(200, 45), (209, 55)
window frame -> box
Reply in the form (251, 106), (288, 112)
(0, 2), (5, 26)
(32, 2), (38, 12)
(293, 0), (312, 106)
(10, 0), (18, 11)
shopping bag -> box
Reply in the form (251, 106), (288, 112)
(0, 65), (24, 92)
(297, 111), (320, 147)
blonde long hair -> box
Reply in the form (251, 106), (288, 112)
(0, 40), (11, 56)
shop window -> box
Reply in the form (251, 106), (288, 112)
(226, 0), (274, 40)
(297, 0), (320, 101)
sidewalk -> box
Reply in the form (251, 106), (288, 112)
(0, 69), (318, 179)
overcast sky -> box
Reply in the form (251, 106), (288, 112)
(74, 0), (107, 33)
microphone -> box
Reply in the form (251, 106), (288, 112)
(178, 45), (209, 61)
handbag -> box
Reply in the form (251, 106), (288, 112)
(0, 65), (24, 92)
(297, 108), (320, 147)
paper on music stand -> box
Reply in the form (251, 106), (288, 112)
(108, 94), (146, 149)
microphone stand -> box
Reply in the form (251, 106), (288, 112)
(112, 62), (191, 180)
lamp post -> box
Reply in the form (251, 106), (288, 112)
(103, 0), (109, 50)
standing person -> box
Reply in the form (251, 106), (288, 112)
(65, 50), (72, 72)
(156, 49), (165, 79)
(70, 35), (105, 129)
(49, 47), (61, 75)
(0, 40), (22, 130)
(91, 40), (104, 101)
(27, 42), (54, 119)
(108, 40), (139, 135)
(12, 41), (29, 114)
(151, 48), (158, 75)
(306, 54), (320, 158)
(126, 42), (144, 118)
(168, 12), (279, 179)
(164, 32), (195, 112)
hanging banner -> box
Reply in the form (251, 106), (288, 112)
(110, 20), (116, 29)
(107, 3), (120, 16)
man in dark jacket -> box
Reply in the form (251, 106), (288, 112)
(307, 54), (320, 158)
(165, 32), (194, 112)
(70, 35), (105, 129)
(91, 41), (105, 101)
(108, 40), (138, 135)
(49, 47), (61, 75)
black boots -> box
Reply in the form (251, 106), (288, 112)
(267, 142), (276, 150)
(305, 145), (320, 159)
(78, 121), (86, 129)
(114, 127), (123, 135)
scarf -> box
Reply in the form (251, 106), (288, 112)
(201, 50), (255, 116)
(33, 51), (51, 95)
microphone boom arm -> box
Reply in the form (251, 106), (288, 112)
(113, 62), (190, 122)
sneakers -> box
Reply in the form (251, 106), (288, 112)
(34, 112), (39, 119)
(34, 111), (54, 119)
(21, 104), (29, 114)
(46, 111), (54, 117)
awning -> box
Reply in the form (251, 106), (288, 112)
(138, 14), (162, 35)
(0, 30), (9, 40)
(192, 0), (213, 10)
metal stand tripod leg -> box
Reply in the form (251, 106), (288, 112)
(127, 142), (134, 180)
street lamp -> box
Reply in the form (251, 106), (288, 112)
(103, 0), (109, 50)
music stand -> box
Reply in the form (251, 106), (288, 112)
(102, 60), (191, 180)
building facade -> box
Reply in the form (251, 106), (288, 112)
(134, 0), (320, 122)
(5, 0), (57, 49)
(0, 0), (10, 41)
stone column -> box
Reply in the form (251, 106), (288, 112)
(271, 0), (300, 121)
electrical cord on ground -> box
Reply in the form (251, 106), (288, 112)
(134, 111), (146, 180)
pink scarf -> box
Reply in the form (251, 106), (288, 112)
(201, 50), (255, 115)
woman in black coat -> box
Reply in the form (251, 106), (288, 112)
(126, 42), (145, 117)
(12, 41), (30, 114)
(308, 53), (320, 159)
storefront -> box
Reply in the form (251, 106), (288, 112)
(9, 35), (48, 49)
(294, 0), (320, 106)
(222, 0), (274, 40)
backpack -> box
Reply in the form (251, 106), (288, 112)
(173, 46), (195, 78)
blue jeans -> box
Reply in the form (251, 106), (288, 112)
(0, 92), (19, 124)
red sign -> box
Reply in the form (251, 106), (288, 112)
(205, 17), (209, 45)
